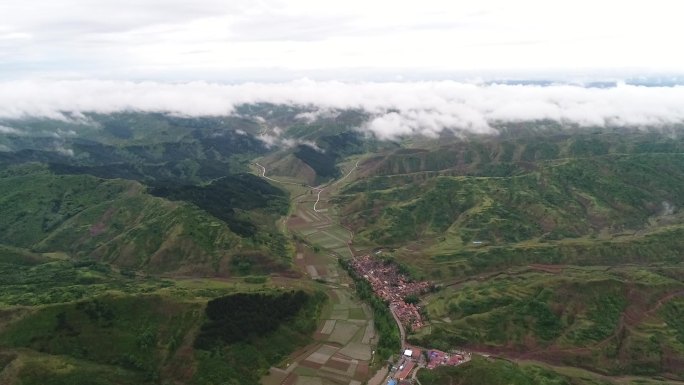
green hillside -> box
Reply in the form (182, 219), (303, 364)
(365, 130), (684, 177)
(414, 355), (677, 385)
(0, 241), (325, 385)
(0, 287), (324, 385)
(417, 356), (600, 385)
(414, 266), (684, 379)
(0, 164), (289, 275)
(343, 153), (684, 245)
(338, 133), (684, 278)
(0, 112), (267, 186)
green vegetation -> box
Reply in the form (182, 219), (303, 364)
(0, 112), (294, 276)
(294, 144), (340, 180)
(193, 290), (326, 385)
(0, 295), (201, 381)
(434, 226), (684, 276)
(1, 112), (267, 184)
(661, 297), (684, 345)
(0, 164), (290, 275)
(417, 356), (612, 385)
(0, 257), (171, 306)
(4, 352), (151, 385)
(0, 246), (325, 385)
(415, 266), (684, 378)
(342, 152), (684, 247)
(151, 173), (289, 237)
(338, 133), (684, 294)
(0, 288), (325, 385)
(195, 291), (311, 348)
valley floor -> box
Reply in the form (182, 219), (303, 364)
(259, 161), (379, 385)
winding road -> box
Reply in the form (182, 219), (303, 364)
(389, 304), (407, 349)
(255, 160), (359, 213)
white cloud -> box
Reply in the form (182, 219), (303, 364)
(0, 124), (22, 134)
(295, 109), (340, 123)
(2, 80), (684, 140)
(55, 146), (74, 157)
(258, 125), (325, 150)
(257, 133), (279, 147)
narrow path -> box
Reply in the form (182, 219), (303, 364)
(333, 160), (360, 186)
(255, 162), (314, 187)
(314, 160), (358, 212)
(389, 304), (407, 348)
(255, 160), (359, 213)
(312, 188), (324, 212)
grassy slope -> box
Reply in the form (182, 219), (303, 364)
(0, 291), (324, 385)
(0, 251), (325, 385)
(415, 355), (662, 385)
(0, 164), (289, 276)
(338, 133), (684, 279)
(0, 350), (151, 385)
(1, 112), (269, 188)
(342, 153), (684, 246)
(0, 295), (202, 380)
(415, 266), (684, 378)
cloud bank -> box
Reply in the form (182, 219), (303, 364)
(1, 80), (684, 139)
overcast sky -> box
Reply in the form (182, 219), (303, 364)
(1, 0), (683, 81)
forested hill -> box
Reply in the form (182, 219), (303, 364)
(0, 112), (302, 276)
(0, 164), (291, 275)
(338, 131), (684, 276)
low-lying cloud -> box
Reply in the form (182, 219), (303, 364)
(0, 125), (22, 134)
(1, 79), (684, 139)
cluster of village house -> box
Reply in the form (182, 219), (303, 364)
(386, 348), (471, 384)
(349, 255), (432, 330)
(349, 255), (471, 383)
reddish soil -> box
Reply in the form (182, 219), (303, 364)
(527, 264), (565, 274)
(325, 359), (350, 371)
(464, 288), (684, 380)
(299, 360), (323, 370)
(89, 207), (116, 236)
(313, 332), (327, 340)
(287, 216), (308, 229)
(354, 362), (369, 381)
(282, 373), (298, 385)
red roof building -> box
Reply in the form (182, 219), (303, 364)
(396, 361), (415, 380)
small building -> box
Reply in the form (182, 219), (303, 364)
(403, 349), (413, 357)
(447, 355), (462, 365)
(411, 348), (422, 359)
(387, 379), (397, 385)
(396, 361), (415, 380)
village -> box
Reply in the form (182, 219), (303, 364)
(348, 254), (432, 331)
(348, 255), (471, 384)
(385, 348), (472, 384)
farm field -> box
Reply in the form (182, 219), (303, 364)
(260, 159), (380, 385)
